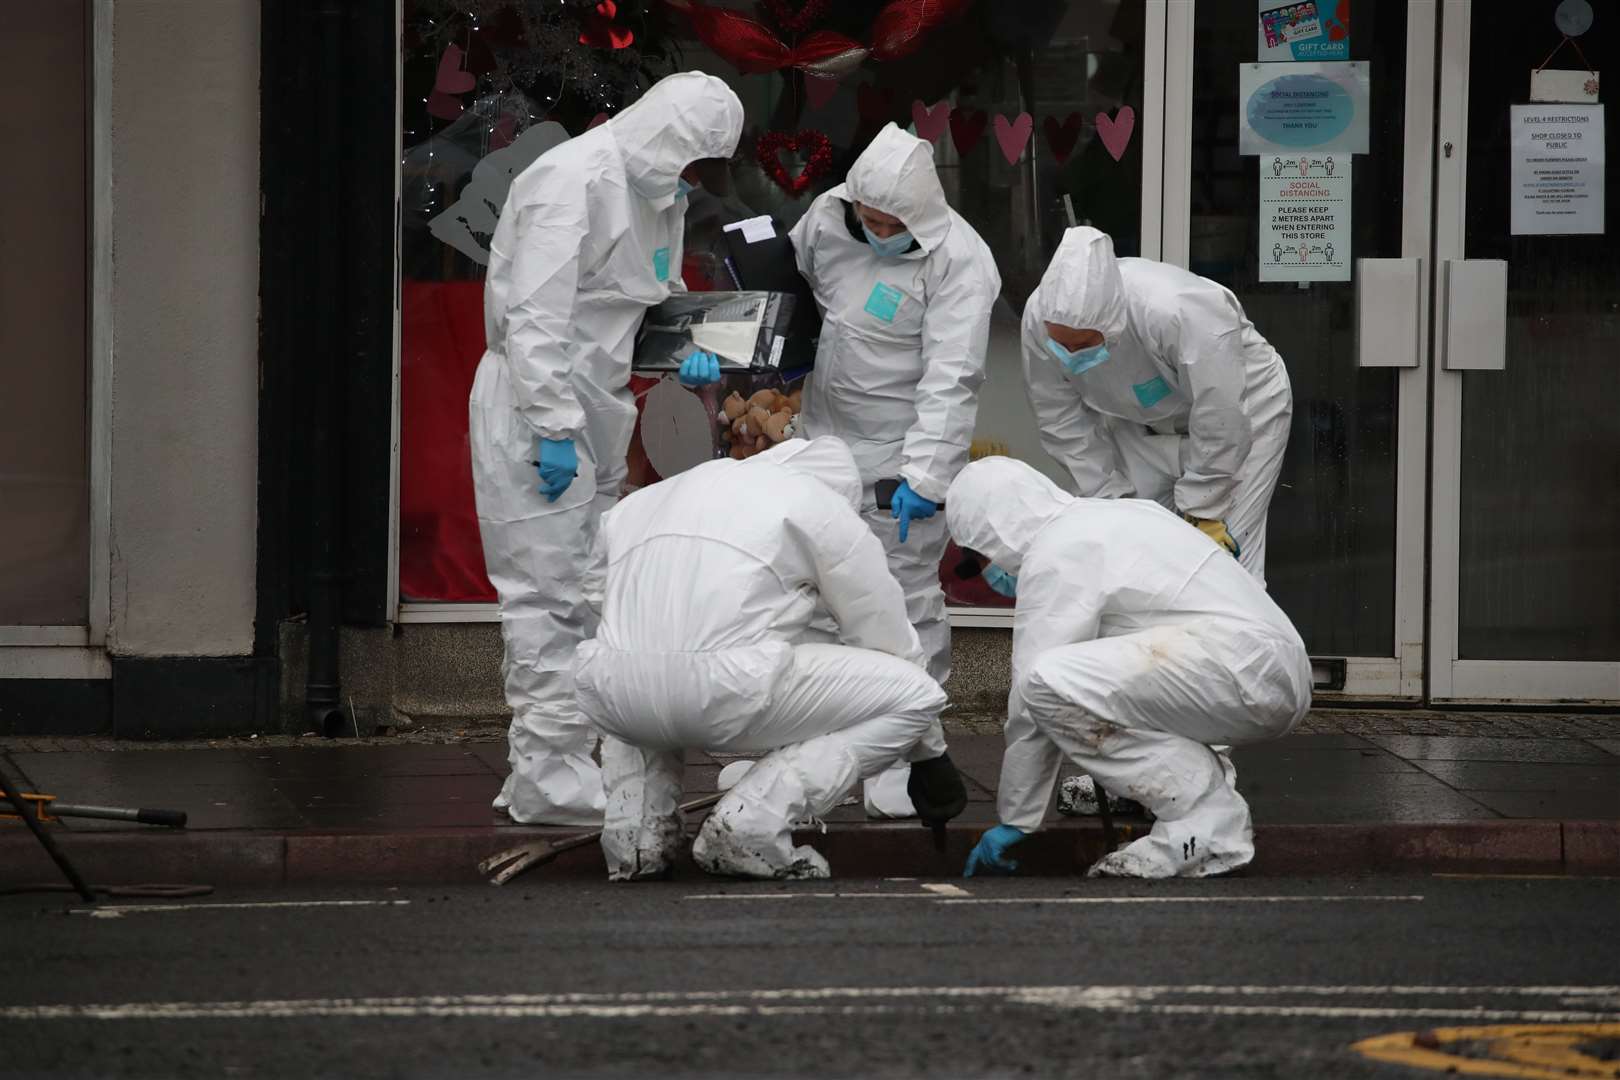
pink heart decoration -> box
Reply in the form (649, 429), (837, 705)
(804, 75), (840, 112)
(427, 90), (464, 120)
(587, 112), (610, 130)
(434, 44), (476, 95)
(1095, 105), (1135, 162)
(993, 111), (1033, 165)
(911, 99), (952, 143)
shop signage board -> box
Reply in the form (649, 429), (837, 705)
(1510, 105), (1605, 236)
(1259, 155), (1351, 282)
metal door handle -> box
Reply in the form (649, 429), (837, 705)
(1442, 259), (1508, 371)
(1356, 258), (1422, 368)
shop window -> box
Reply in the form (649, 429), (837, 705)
(398, 0), (1145, 609)
(0, 0), (89, 625)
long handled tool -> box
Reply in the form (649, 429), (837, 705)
(478, 791), (725, 886)
(0, 759), (97, 903)
(1, 790), (187, 829)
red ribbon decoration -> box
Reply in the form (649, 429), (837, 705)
(755, 129), (834, 196)
(669, 0), (967, 76)
(761, 0), (835, 34)
(678, 2), (862, 75)
(867, 0), (974, 61)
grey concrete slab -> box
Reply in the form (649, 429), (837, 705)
(1409, 759), (1620, 792)
(271, 774), (503, 810)
(1460, 789), (1620, 820)
(1367, 735), (1620, 764)
(1589, 739), (1620, 759)
(1231, 746), (1421, 775)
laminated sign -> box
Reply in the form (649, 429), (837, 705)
(1259, 155), (1351, 282)
(1510, 105), (1605, 235)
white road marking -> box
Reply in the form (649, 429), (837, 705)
(684, 892), (945, 901)
(5, 985), (1618, 1024)
(683, 892), (1423, 905)
(73, 900), (411, 920)
(941, 894), (1425, 905)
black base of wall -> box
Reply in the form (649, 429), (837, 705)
(0, 680), (113, 736)
(0, 657), (279, 739)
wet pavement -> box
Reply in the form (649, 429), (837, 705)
(3, 876), (1618, 1078)
(4, 729), (1618, 835)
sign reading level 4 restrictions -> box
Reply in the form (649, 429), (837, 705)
(1260, 154), (1351, 282)
(1511, 105), (1605, 235)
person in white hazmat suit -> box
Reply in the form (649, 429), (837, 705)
(571, 437), (967, 881)
(946, 456), (1311, 879)
(1023, 227), (1293, 583)
(790, 121), (1001, 819)
(469, 73), (743, 825)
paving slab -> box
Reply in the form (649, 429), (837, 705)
(1406, 759), (1620, 792)
(1367, 735), (1620, 764)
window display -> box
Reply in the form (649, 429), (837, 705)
(398, 0), (1146, 608)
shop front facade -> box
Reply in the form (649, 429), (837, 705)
(2, 0), (1614, 735)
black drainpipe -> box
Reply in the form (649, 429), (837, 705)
(306, 0), (348, 737)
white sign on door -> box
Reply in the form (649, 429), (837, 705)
(1510, 105), (1605, 235)
(1260, 155), (1351, 282)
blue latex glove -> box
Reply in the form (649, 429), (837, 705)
(678, 350), (722, 387)
(536, 437), (579, 503)
(964, 824), (1026, 878)
(890, 479), (937, 543)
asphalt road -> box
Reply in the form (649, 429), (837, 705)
(3, 875), (1618, 1078)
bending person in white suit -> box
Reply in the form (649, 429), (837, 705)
(1023, 226), (1292, 583)
(573, 438), (966, 881)
(947, 456), (1311, 879)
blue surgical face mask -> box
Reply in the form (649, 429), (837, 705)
(1046, 337), (1110, 376)
(983, 564), (1018, 599)
(861, 220), (914, 258)
(675, 177), (696, 199)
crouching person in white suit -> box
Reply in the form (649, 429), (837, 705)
(572, 437), (967, 881)
(947, 456), (1311, 879)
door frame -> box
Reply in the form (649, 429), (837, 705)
(1161, 0), (1436, 699)
(1427, 0), (1620, 704)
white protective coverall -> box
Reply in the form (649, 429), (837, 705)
(946, 457), (1311, 878)
(1023, 227), (1293, 583)
(470, 73), (743, 824)
(789, 122), (1000, 816)
(572, 438), (948, 881)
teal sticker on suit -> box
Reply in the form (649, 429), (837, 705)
(653, 247), (670, 282)
(864, 282), (904, 323)
(1133, 375), (1173, 408)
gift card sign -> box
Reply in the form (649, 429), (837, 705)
(1258, 0), (1349, 62)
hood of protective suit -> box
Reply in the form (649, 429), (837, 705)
(611, 72), (744, 210)
(945, 457), (1073, 575)
(842, 123), (953, 254)
(753, 436), (863, 512)
(1030, 226), (1130, 346)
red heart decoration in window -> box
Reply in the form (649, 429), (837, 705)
(948, 108), (987, 156)
(579, 0), (634, 49)
(755, 129), (834, 196)
(1042, 112), (1084, 164)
